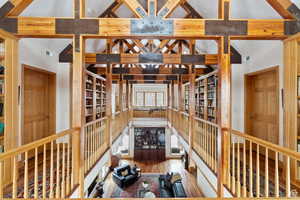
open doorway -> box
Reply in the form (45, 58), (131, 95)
(244, 66), (279, 145)
(22, 65), (56, 145)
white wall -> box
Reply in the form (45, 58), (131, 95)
(231, 40), (284, 146)
(19, 38), (71, 134)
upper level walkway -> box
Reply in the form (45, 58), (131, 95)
(0, 107), (299, 199)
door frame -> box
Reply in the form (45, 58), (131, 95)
(21, 64), (56, 145)
(244, 66), (279, 143)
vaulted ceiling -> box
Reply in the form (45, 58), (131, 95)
(1, 0), (299, 63)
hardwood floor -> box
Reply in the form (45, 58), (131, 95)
(102, 159), (204, 198)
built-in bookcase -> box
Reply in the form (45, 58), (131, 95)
(195, 71), (218, 123)
(85, 71), (106, 123)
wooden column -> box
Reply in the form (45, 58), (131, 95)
(217, 1), (232, 197)
(106, 39), (113, 148)
(167, 84), (170, 107)
(130, 83), (133, 109)
(126, 81), (129, 109)
(171, 80), (175, 108)
(178, 41), (184, 112)
(71, 35), (85, 198)
(119, 80), (123, 111)
(71, 0), (86, 196)
(188, 40), (196, 157)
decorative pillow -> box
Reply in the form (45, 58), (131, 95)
(170, 172), (182, 184)
(121, 170), (128, 177)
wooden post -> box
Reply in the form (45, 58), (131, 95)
(171, 80), (175, 108)
(126, 81), (129, 109)
(71, 35), (85, 198)
(188, 40), (196, 162)
(106, 39), (113, 149)
(167, 84), (170, 108)
(71, 0), (86, 196)
(216, 0), (232, 197)
(119, 79), (123, 112)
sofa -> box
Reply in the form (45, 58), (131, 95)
(159, 173), (187, 198)
(112, 164), (139, 188)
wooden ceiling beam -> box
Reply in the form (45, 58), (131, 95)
(157, 0), (183, 18)
(132, 39), (148, 53)
(0, 17), (296, 39)
(266, 0), (296, 19)
(96, 66), (205, 75)
(122, 0), (147, 18)
(0, 0), (33, 17)
(82, 53), (220, 65)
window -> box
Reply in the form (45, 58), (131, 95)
(134, 91), (165, 106)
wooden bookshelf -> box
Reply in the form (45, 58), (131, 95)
(85, 71), (106, 123)
(195, 71), (218, 123)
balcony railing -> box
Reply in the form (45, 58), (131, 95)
(1, 106), (299, 199)
(168, 108), (300, 198)
(133, 106), (167, 118)
(0, 128), (80, 199)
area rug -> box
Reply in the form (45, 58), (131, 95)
(110, 173), (160, 198)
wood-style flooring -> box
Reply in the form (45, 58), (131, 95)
(102, 159), (204, 198)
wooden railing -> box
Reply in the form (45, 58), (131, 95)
(168, 108), (300, 198)
(133, 106), (167, 118)
(169, 108), (189, 142)
(84, 118), (108, 174)
(111, 109), (131, 142)
(226, 130), (300, 198)
(193, 117), (218, 174)
(0, 128), (80, 199)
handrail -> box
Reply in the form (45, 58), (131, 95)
(194, 117), (218, 128)
(180, 111), (189, 117)
(0, 128), (80, 161)
(232, 130), (300, 160)
(85, 117), (107, 127)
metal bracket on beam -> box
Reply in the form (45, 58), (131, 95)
(131, 17), (173, 36)
(287, 3), (300, 20)
(284, 20), (300, 35)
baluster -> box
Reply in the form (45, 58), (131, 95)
(275, 151), (279, 197)
(67, 141), (71, 194)
(215, 127), (218, 173)
(210, 125), (213, 169)
(43, 144), (47, 198)
(265, 148), (269, 197)
(256, 144), (260, 197)
(24, 152), (29, 198)
(237, 141), (241, 197)
(0, 161), (3, 198)
(62, 143), (66, 197)
(50, 141), (54, 198)
(84, 128), (87, 173)
(249, 141), (253, 197)
(205, 123), (208, 163)
(243, 140), (246, 197)
(286, 156), (290, 197)
(232, 139), (235, 194)
(12, 156), (17, 198)
(34, 148), (39, 198)
(227, 129), (231, 188)
(56, 143), (60, 198)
